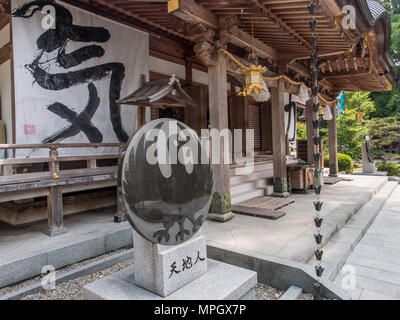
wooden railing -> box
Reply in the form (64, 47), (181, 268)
(0, 143), (125, 236)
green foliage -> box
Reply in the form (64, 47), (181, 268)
(377, 161), (400, 176)
(370, 1), (400, 117)
(337, 92), (400, 161)
(324, 154), (354, 174)
(296, 122), (307, 140)
(336, 92), (371, 161)
(365, 117), (400, 151)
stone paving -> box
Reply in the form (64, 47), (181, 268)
(0, 174), (395, 298)
(334, 186), (400, 300)
(203, 175), (389, 263)
(0, 207), (130, 263)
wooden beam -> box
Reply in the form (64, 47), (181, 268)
(0, 41), (10, 65)
(222, 26), (278, 61)
(288, 61), (311, 78)
(0, 13), (9, 31)
(170, 0), (277, 61)
(170, 0), (218, 29)
(250, 0), (312, 51)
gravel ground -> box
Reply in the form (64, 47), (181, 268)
(255, 284), (314, 300)
(22, 259), (134, 300)
(2, 248), (313, 300)
(298, 293), (314, 300)
(255, 284), (284, 300)
(0, 247), (131, 297)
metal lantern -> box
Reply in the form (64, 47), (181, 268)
(240, 64), (268, 97)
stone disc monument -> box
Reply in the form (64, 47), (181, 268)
(84, 119), (257, 300)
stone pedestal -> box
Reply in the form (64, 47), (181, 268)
(134, 231), (208, 297)
(362, 143), (375, 174)
(83, 230), (257, 300)
(83, 259), (257, 300)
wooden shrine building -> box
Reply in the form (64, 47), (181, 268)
(0, 0), (394, 231)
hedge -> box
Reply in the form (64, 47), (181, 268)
(377, 162), (399, 177)
(324, 153), (354, 174)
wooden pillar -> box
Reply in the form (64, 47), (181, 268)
(185, 60), (193, 84)
(46, 149), (65, 237)
(186, 85), (206, 136)
(208, 51), (233, 221)
(271, 79), (288, 197)
(328, 105), (339, 176)
(229, 96), (248, 156)
(261, 101), (272, 153)
(115, 144), (126, 223)
(306, 99), (314, 163)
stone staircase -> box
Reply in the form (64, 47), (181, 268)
(306, 179), (398, 281)
(230, 157), (298, 205)
(230, 161), (274, 205)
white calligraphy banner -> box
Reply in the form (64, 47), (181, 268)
(12, 0), (149, 156)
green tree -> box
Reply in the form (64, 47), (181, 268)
(366, 116), (400, 152)
(337, 91), (400, 161)
(371, 1), (400, 117)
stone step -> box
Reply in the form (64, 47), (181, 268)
(307, 181), (398, 281)
(279, 286), (303, 300)
(230, 161), (273, 176)
(230, 168), (273, 186)
(231, 189), (266, 205)
(231, 179), (269, 197)
(275, 177), (389, 263)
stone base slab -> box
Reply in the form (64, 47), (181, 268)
(271, 192), (290, 198)
(45, 227), (67, 237)
(83, 259), (257, 300)
(207, 212), (234, 222)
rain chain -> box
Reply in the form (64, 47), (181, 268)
(309, 0), (324, 300)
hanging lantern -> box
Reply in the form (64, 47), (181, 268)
(318, 106), (324, 116)
(250, 78), (270, 102)
(240, 64), (268, 97)
(356, 111), (364, 122)
(298, 83), (310, 102)
(323, 106), (333, 121)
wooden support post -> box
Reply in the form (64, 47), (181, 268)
(185, 60), (193, 84)
(207, 51), (233, 222)
(328, 105), (339, 176)
(46, 148), (66, 237)
(87, 159), (97, 169)
(2, 164), (13, 176)
(306, 99), (314, 163)
(271, 79), (289, 197)
(261, 102), (272, 153)
(115, 144), (126, 223)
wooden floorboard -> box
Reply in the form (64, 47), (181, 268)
(239, 196), (295, 210)
(232, 195), (294, 220)
(324, 176), (343, 185)
(232, 205), (286, 220)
